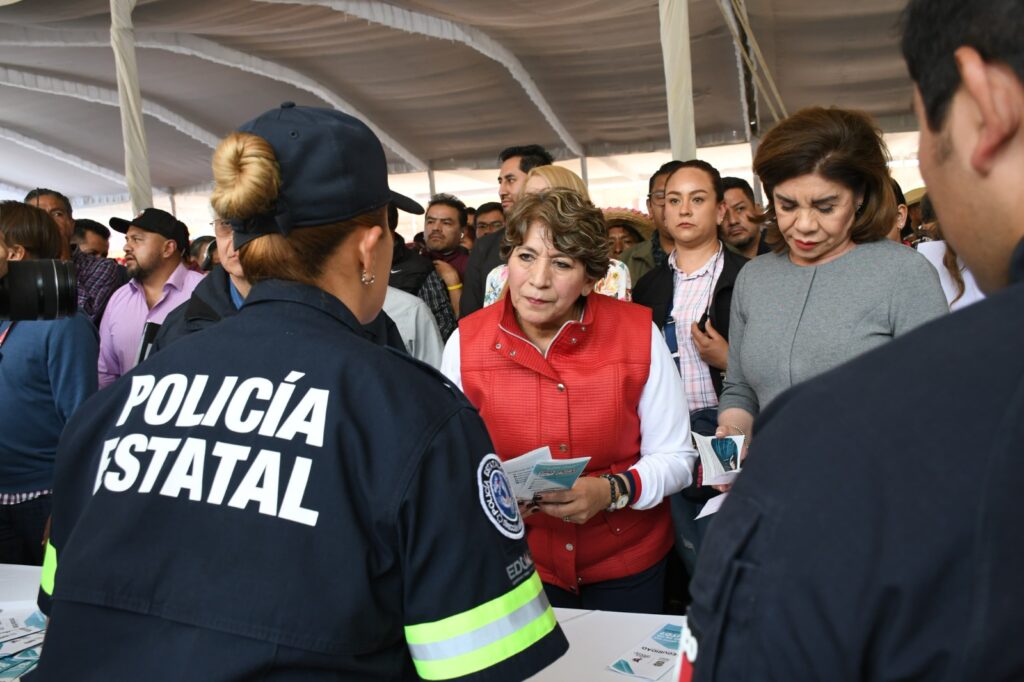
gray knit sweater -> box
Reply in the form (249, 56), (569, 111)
(719, 240), (948, 416)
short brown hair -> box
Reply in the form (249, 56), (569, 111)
(501, 188), (609, 280)
(754, 107), (895, 253)
(0, 201), (62, 259)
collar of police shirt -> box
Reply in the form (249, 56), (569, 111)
(243, 279), (366, 337)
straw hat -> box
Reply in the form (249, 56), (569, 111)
(904, 187), (926, 206)
(603, 207), (654, 240)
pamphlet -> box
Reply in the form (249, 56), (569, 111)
(500, 447), (590, 500)
(0, 603), (45, 678)
(692, 433), (745, 486)
(608, 623), (681, 680)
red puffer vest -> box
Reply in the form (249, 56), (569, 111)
(459, 293), (673, 592)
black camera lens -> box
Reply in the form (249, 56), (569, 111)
(0, 259), (78, 320)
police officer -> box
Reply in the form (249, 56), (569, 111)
(34, 104), (568, 680)
(682, 1), (1024, 679)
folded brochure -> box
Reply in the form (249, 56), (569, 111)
(608, 623), (681, 680)
(692, 433), (745, 486)
(500, 446), (590, 500)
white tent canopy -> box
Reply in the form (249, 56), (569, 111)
(0, 0), (917, 208)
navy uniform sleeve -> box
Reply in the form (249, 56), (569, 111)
(687, 383), (880, 681)
(397, 406), (568, 680)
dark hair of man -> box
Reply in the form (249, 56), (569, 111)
(754, 107), (895, 254)
(890, 178), (911, 237)
(902, 0), (1024, 131)
(23, 188), (72, 215)
(921, 195), (938, 224)
(498, 145), (554, 174)
(722, 177), (756, 205)
(648, 160), (686, 194)
(427, 193), (468, 228)
(0, 200), (63, 259)
(74, 218), (111, 240)
(663, 159), (725, 202)
(476, 201), (503, 216)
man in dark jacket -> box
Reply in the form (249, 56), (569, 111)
(152, 217), (249, 352)
(683, 2), (1024, 679)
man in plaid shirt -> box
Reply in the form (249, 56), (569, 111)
(26, 189), (122, 325)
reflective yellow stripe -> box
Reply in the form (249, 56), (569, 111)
(404, 572), (559, 679)
(412, 604), (557, 680)
(405, 572), (544, 645)
(40, 541), (57, 596)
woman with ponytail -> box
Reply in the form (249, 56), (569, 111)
(34, 104), (568, 680)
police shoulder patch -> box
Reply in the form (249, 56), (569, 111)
(477, 454), (524, 540)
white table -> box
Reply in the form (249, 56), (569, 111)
(0, 566), (682, 680)
(0, 565), (41, 603)
(529, 608), (684, 680)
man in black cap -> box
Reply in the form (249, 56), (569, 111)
(97, 208), (202, 387)
(683, 1), (1024, 679)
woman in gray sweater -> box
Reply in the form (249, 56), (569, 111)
(716, 108), (948, 443)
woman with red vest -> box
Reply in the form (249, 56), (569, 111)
(441, 188), (696, 613)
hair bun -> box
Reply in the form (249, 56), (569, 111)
(210, 132), (281, 221)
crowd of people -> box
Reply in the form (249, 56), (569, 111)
(0, 0), (1020, 678)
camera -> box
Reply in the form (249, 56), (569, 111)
(0, 259), (78, 320)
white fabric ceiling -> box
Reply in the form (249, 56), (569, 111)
(0, 0), (916, 204)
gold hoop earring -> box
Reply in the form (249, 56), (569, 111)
(360, 271), (376, 286)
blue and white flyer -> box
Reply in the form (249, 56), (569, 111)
(608, 623), (682, 680)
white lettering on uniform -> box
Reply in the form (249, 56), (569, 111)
(175, 375), (209, 427)
(258, 371), (304, 437)
(139, 437), (180, 493)
(278, 457), (319, 526)
(116, 375), (155, 426)
(207, 442), (251, 505)
(144, 374), (189, 425)
(201, 376), (238, 427)
(224, 378), (273, 434)
(94, 437), (121, 493)
(92, 434), (319, 527)
(159, 437), (206, 501)
(104, 434), (147, 492)
(275, 388), (328, 447)
(227, 449), (280, 517)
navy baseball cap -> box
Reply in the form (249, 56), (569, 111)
(231, 102), (422, 246)
(109, 208), (190, 253)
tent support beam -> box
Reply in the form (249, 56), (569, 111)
(659, 0), (697, 161)
(110, 0), (152, 213)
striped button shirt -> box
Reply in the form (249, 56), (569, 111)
(669, 244), (725, 411)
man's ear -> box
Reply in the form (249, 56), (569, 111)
(162, 239), (179, 259)
(956, 46), (1023, 175)
(7, 244), (26, 261)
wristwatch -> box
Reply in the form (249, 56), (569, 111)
(602, 474), (630, 512)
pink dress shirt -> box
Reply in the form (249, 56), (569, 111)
(97, 263), (204, 388)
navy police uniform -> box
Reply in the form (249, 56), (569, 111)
(683, 240), (1024, 680)
(34, 279), (568, 680)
